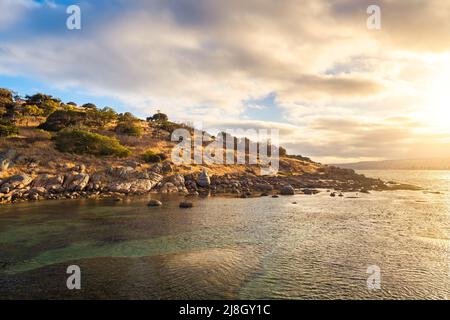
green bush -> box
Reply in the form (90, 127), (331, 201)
(142, 150), (166, 163)
(147, 112), (168, 122)
(118, 112), (137, 122)
(86, 107), (118, 127)
(158, 120), (180, 133)
(115, 121), (142, 137)
(81, 103), (97, 110)
(55, 129), (130, 157)
(38, 110), (87, 132)
(0, 123), (18, 137)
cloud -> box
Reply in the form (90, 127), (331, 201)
(1, 0), (450, 162)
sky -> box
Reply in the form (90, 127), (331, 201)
(1, 0), (450, 163)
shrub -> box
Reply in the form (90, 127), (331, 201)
(0, 89), (14, 117)
(142, 150), (167, 163)
(81, 103), (97, 110)
(22, 104), (44, 117)
(115, 121), (142, 137)
(0, 123), (18, 137)
(86, 107), (117, 127)
(25, 93), (52, 105)
(0, 88), (13, 106)
(55, 129), (130, 157)
(38, 110), (87, 132)
(147, 112), (168, 122)
(158, 120), (179, 133)
(23, 129), (52, 143)
(279, 146), (287, 157)
(25, 93), (60, 116)
(118, 112), (138, 122)
(41, 100), (59, 116)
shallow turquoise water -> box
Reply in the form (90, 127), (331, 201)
(0, 171), (449, 299)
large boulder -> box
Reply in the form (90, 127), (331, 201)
(160, 182), (179, 193)
(63, 172), (90, 192)
(106, 166), (135, 179)
(161, 162), (173, 174)
(86, 172), (105, 191)
(0, 159), (10, 172)
(159, 174), (188, 193)
(7, 174), (33, 189)
(197, 170), (211, 187)
(109, 172), (163, 194)
(280, 185), (295, 195)
(32, 174), (64, 193)
(0, 149), (17, 172)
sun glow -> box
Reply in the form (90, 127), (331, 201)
(420, 56), (450, 131)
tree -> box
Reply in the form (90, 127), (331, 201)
(86, 107), (117, 127)
(25, 93), (53, 105)
(141, 150), (167, 163)
(147, 111), (168, 122)
(81, 103), (97, 110)
(118, 112), (137, 122)
(0, 118), (18, 137)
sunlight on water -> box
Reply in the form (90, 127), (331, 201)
(0, 171), (449, 299)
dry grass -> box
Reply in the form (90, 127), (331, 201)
(0, 118), (320, 179)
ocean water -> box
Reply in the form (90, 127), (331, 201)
(0, 170), (448, 299)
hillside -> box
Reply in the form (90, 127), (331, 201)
(0, 88), (418, 204)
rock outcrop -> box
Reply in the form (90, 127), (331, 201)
(197, 170), (210, 187)
(159, 174), (188, 193)
(63, 172), (90, 192)
(0, 158), (419, 204)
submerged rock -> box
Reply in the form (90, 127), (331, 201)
(302, 189), (320, 195)
(280, 185), (295, 195)
(179, 201), (193, 208)
(147, 199), (163, 207)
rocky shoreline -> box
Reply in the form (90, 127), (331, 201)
(0, 159), (420, 205)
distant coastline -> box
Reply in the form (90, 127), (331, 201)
(333, 158), (450, 170)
